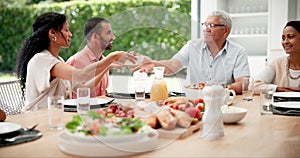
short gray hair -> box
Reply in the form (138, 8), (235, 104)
(208, 10), (232, 29)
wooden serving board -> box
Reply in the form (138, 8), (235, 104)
(157, 121), (202, 139)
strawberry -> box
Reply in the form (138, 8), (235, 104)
(185, 107), (201, 119)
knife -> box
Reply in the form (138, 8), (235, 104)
(3, 132), (42, 142)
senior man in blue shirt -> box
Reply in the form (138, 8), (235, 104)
(134, 10), (250, 94)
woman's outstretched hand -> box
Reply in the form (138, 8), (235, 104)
(108, 51), (137, 65)
(277, 87), (300, 92)
(132, 56), (154, 73)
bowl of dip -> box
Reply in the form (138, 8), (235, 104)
(221, 106), (247, 124)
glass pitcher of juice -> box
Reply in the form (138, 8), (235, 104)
(150, 67), (168, 102)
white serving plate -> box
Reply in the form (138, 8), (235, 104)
(63, 128), (157, 143)
(0, 122), (22, 135)
(64, 98), (112, 106)
(272, 102), (300, 109)
(59, 130), (159, 157)
(221, 106), (248, 124)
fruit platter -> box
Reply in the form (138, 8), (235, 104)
(135, 96), (205, 139)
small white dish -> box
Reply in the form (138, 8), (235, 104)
(221, 106), (248, 124)
(0, 122), (22, 135)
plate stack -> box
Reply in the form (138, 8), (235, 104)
(272, 92), (300, 116)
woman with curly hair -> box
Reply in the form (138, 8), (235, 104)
(16, 12), (136, 112)
(253, 20), (300, 93)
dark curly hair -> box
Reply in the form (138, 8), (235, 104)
(16, 12), (66, 95)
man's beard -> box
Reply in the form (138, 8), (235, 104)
(105, 43), (112, 50)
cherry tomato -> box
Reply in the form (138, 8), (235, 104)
(196, 103), (205, 112)
(194, 98), (204, 104)
(169, 104), (179, 110)
(198, 98), (204, 103)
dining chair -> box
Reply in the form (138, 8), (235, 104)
(0, 79), (25, 116)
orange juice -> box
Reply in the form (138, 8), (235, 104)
(150, 67), (168, 102)
(150, 79), (168, 102)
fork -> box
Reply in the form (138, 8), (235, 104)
(23, 124), (38, 132)
(273, 109), (300, 115)
(4, 132), (42, 142)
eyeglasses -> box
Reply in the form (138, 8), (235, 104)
(201, 23), (226, 29)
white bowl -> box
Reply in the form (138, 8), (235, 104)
(222, 106), (247, 124)
(184, 87), (203, 100)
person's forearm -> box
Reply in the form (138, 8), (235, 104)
(277, 87), (300, 92)
(152, 59), (182, 75)
(152, 60), (174, 75)
(82, 54), (121, 89)
(95, 53), (116, 75)
(229, 82), (242, 94)
(71, 64), (110, 90)
(84, 67), (109, 90)
(70, 54), (115, 90)
(72, 59), (112, 83)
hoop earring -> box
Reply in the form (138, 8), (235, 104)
(52, 37), (57, 41)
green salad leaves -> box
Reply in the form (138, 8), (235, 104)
(65, 110), (148, 136)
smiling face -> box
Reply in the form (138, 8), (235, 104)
(281, 26), (300, 55)
(203, 16), (229, 45)
(97, 22), (115, 50)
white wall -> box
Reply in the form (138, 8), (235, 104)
(191, 0), (200, 40)
(248, 56), (267, 79)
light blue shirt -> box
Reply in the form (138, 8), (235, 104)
(172, 39), (250, 85)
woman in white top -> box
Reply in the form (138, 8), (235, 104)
(253, 20), (300, 94)
(16, 12), (136, 111)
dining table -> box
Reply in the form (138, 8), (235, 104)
(0, 95), (300, 157)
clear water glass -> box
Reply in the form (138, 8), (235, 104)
(48, 95), (64, 130)
(260, 86), (273, 115)
(242, 77), (254, 101)
(76, 87), (90, 115)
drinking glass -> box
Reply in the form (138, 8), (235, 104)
(242, 77), (254, 101)
(260, 85), (274, 115)
(48, 95), (64, 130)
(76, 87), (90, 115)
(134, 71), (147, 102)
